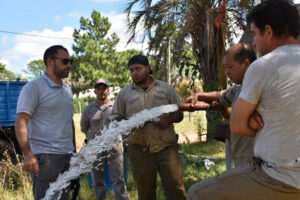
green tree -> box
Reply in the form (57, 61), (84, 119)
(0, 59), (16, 81)
(22, 59), (46, 80)
(71, 10), (121, 96)
(108, 49), (143, 88)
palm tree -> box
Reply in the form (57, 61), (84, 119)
(125, 0), (254, 89)
(125, 0), (254, 139)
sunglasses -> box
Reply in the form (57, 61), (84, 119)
(54, 57), (73, 65)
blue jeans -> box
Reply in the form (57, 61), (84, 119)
(31, 153), (72, 200)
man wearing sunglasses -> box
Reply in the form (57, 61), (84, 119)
(15, 45), (75, 200)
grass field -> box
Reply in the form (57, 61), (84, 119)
(0, 111), (225, 200)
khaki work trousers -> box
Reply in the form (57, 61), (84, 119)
(187, 158), (300, 200)
(127, 144), (186, 200)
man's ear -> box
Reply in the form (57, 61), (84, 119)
(46, 57), (54, 67)
(264, 24), (274, 41)
(244, 59), (251, 69)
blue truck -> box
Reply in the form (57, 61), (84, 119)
(0, 79), (27, 161)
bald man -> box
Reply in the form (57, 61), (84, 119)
(185, 43), (261, 169)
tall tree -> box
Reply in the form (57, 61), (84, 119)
(71, 10), (119, 96)
(70, 10), (139, 96)
(22, 59), (46, 80)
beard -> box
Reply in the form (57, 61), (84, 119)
(53, 64), (69, 78)
(132, 73), (149, 85)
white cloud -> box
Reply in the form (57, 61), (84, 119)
(54, 15), (62, 22)
(4, 27), (74, 60)
(1, 35), (8, 46)
(0, 57), (16, 72)
(1, 27), (74, 74)
(0, 58), (10, 67)
(104, 12), (148, 51)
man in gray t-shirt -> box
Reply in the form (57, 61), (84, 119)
(188, 1), (300, 199)
(15, 45), (75, 200)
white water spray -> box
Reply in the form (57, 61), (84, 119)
(42, 104), (179, 200)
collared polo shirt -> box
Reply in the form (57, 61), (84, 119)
(112, 79), (181, 152)
(17, 73), (74, 154)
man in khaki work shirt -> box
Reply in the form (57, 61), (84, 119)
(111, 55), (186, 200)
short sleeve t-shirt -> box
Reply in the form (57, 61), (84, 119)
(239, 45), (300, 189)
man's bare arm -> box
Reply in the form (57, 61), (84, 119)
(15, 113), (39, 175)
(230, 98), (257, 137)
(185, 91), (221, 105)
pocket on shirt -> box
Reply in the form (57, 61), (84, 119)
(152, 93), (168, 107)
(127, 96), (143, 115)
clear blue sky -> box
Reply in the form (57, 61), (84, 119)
(1, 0), (300, 76)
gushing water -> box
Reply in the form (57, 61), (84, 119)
(42, 104), (179, 200)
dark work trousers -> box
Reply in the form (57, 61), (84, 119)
(31, 153), (72, 200)
(127, 144), (186, 200)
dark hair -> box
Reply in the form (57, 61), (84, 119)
(128, 55), (149, 67)
(128, 54), (153, 74)
(43, 45), (69, 66)
(247, 0), (299, 38)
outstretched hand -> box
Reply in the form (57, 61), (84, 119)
(185, 94), (198, 106)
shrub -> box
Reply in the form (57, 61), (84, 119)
(174, 79), (203, 101)
(73, 97), (96, 114)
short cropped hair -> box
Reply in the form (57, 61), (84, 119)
(224, 43), (256, 64)
(43, 45), (69, 66)
(247, 0), (299, 38)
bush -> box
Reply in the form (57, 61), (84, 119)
(174, 79), (203, 101)
(0, 151), (31, 192)
(74, 97), (95, 114)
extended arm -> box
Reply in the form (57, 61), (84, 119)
(15, 113), (39, 175)
(185, 91), (221, 105)
(230, 98), (257, 137)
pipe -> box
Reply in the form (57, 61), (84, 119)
(178, 102), (210, 112)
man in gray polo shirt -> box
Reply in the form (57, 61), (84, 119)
(15, 45), (75, 200)
(80, 78), (128, 200)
